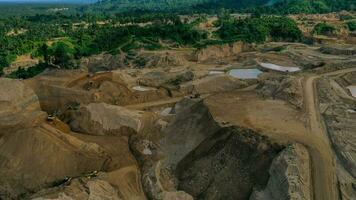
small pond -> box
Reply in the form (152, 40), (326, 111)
(228, 69), (263, 79)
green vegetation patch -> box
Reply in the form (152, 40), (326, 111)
(313, 23), (336, 35)
(8, 63), (47, 79)
(216, 16), (302, 43)
(346, 21), (356, 32)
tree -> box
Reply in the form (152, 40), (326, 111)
(346, 21), (356, 31)
(49, 41), (76, 69)
(38, 44), (50, 65)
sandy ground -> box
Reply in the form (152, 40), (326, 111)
(202, 67), (356, 200)
(13, 40), (356, 199)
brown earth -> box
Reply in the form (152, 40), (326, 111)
(1, 39), (356, 200)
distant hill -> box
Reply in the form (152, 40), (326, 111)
(266, 0), (355, 13)
(0, 0), (95, 3)
(83, 0), (355, 13)
(83, 0), (270, 13)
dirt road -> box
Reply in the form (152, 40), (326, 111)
(303, 67), (356, 200)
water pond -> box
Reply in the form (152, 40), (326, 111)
(228, 69), (263, 79)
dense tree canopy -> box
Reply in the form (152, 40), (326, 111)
(217, 16), (302, 43)
(83, 0), (355, 14)
(2, 0), (347, 78)
(0, 13), (208, 77)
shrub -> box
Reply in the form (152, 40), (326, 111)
(8, 62), (47, 79)
(313, 23), (336, 35)
(346, 21), (356, 31)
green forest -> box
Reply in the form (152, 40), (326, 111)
(0, 13), (208, 78)
(84, 0), (355, 14)
(0, 11), (307, 78)
(0, 0), (355, 78)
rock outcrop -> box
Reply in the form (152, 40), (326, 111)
(81, 53), (128, 73)
(250, 143), (312, 200)
(194, 42), (250, 62)
(258, 73), (303, 109)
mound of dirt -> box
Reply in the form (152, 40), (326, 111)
(0, 78), (145, 199)
(182, 75), (248, 95)
(0, 78), (41, 114)
(0, 78), (46, 133)
(257, 73), (303, 109)
(250, 143), (312, 200)
(0, 123), (109, 199)
(63, 103), (158, 136)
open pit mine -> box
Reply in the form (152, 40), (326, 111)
(1, 12), (356, 200)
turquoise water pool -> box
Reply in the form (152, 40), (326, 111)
(228, 69), (263, 79)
